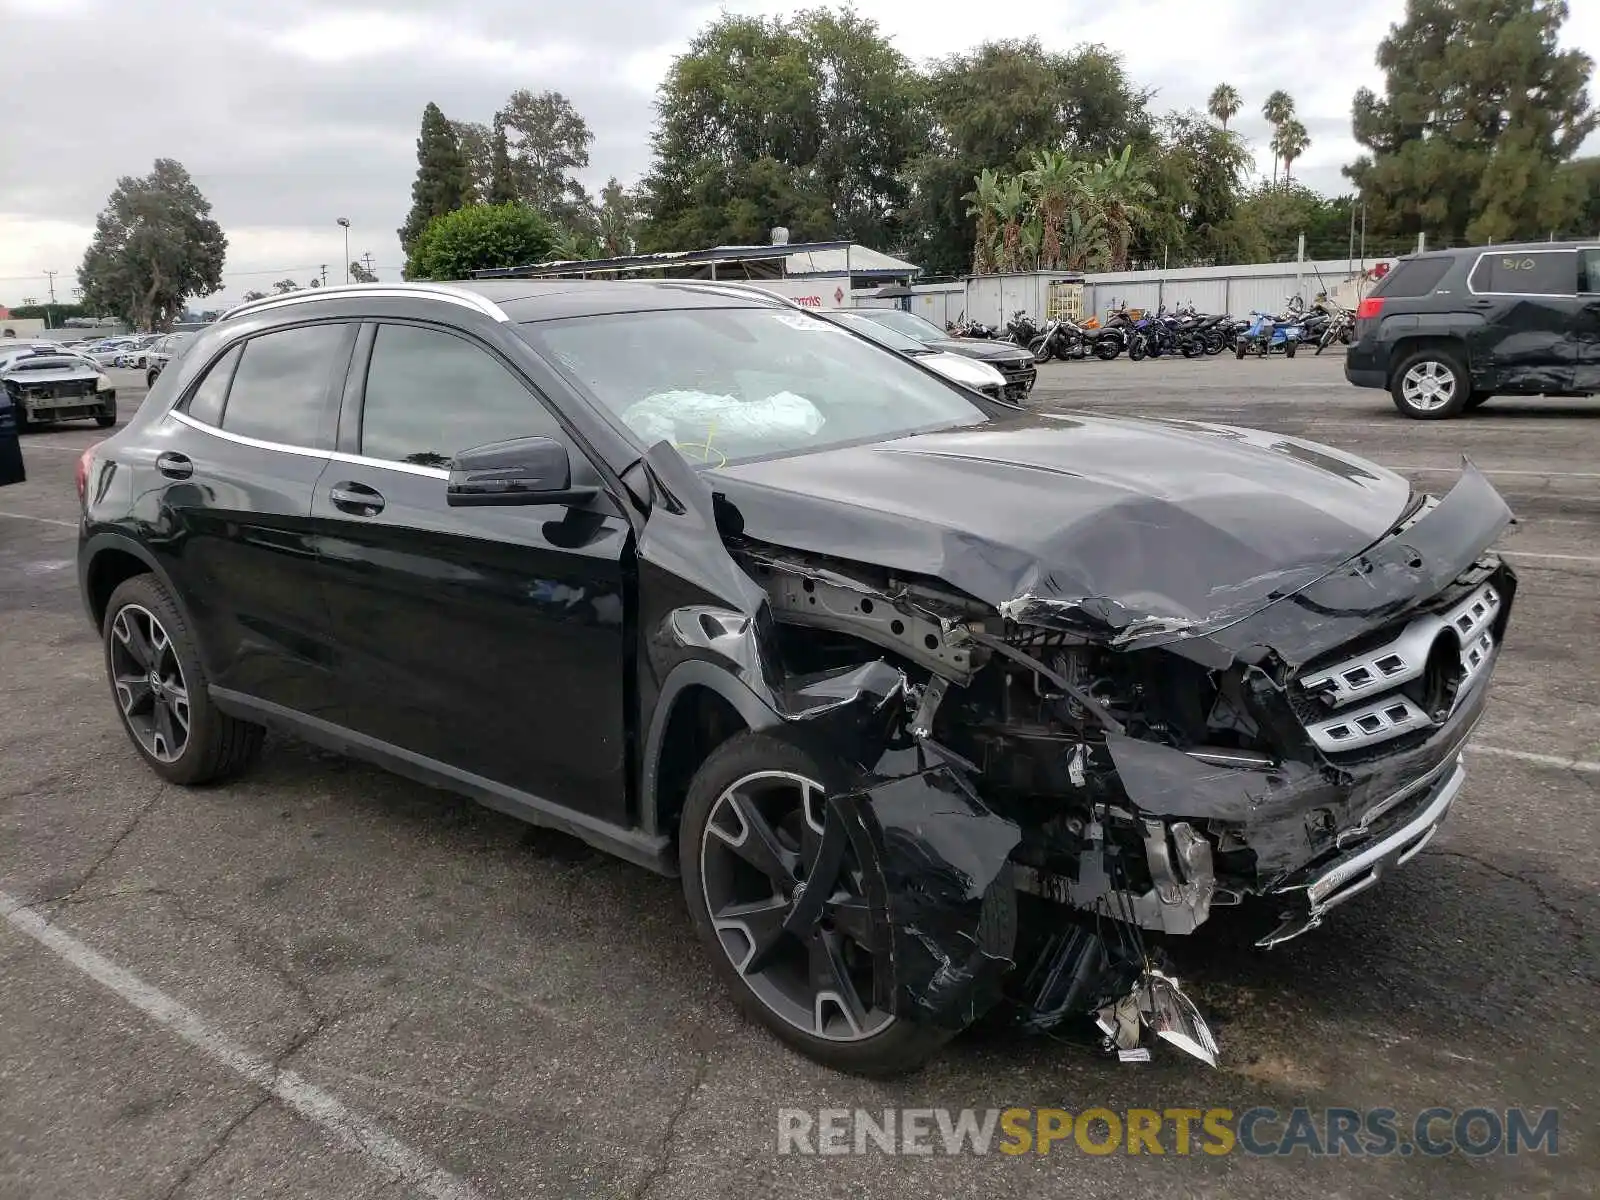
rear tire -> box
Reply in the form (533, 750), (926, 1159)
(102, 574), (265, 785)
(95, 396), (117, 428)
(1093, 339), (1120, 361)
(1390, 347), (1469, 419)
(680, 731), (953, 1077)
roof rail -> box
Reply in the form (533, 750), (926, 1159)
(220, 282), (510, 323)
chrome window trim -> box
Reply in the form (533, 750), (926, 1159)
(170, 409), (329, 459)
(222, 284), (511, 324)
(328, 450), (449, 479)
(170, 411), (453, 480)
(1465, 248), (1578, 299)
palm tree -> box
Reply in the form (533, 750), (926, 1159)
(992, 174), (1030, 272)
(1273, 119), (1311, 184)
(1262, 90), (1295, 184)
(1059, 208), (1112, 272)
(1208, 84), (1243, 130)
(963, 169), (1003, 274)
(1085, 145), (1156, 271)
(1022, 150), (1083, 269)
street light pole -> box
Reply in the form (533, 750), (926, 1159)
(336, 218), (351, 283)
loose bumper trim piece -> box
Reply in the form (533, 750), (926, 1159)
(1257, 754), (1465, 947)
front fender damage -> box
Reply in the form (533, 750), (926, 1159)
(635, 442), (1217, 1062)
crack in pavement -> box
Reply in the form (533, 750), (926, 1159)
(630, 1047), (714, 1200)
(28, 779), (167, 907)
(157, 1093), (271, 1200)
(36, 883), (346, 1069)
(1421, 847), (1596, 973)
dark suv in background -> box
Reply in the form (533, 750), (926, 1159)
(1345, 241), (1600, 418)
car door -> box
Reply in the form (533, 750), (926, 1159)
(310, 319), (632, 824)
(1465, 248), (1579, 391)
(1574, 246), (1600, 392)
(150, 320), (355, 715)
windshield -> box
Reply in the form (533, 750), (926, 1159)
(521, 307), (990, 466)
(822, 310), (933, 355)
(856, 309), (948, 343)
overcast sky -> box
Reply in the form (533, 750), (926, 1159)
(1, 0), (1595, 306)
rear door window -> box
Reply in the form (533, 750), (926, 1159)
(182, 346), (241, 426)
(1468, 251), (1577, 297)
(1373, 256), (1453, 298)
(220, 323), (351, 447)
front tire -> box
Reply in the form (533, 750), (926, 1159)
(1390, 348), (1469, 419)
(95, 395), (117, 428)
(1284, 340), (1298, 359)
(680, 732), (952, 1076)
(103, 574), (264, 785)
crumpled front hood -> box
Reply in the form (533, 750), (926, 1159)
(710, 413), (1414, 642)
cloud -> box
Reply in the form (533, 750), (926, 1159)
(0, 0), (1593, 305)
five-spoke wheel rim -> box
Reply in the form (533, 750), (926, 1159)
(1401, 360), (1457, 411)
(700, 770), (893, 1043)
(109, 604), (190, 763)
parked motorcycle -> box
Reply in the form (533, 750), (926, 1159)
(1031, 316), (1123, 361)
(1004, 310), (1043, 346)
(948, 315), (1000, 339)
(1315, 306), (1354, 354)
(1234, 305), (1306, 358)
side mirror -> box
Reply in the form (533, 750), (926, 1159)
(445, 436), (597, 507)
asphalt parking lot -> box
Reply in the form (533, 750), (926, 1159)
(1, 356), (1595, 1198)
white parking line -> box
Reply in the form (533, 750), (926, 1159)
(1470, 745), (1600, 774)
(0, 891), (483, 1200)
(1500, 550), (1600, 565)
(0, 510), (76, 529)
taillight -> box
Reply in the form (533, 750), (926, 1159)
(76, 442), (101, 504)
(1356, 297), (1385, 320)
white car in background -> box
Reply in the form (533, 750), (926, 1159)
(819, 309), (1010, 398)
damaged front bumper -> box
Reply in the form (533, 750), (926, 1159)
(1257, 752), (1465, 947)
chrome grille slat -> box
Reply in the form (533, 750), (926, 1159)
(1298, 582), (1500, 754)
(1300, 583), (1500, 708)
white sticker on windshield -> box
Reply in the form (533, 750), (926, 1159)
(771, 312), (843, 332)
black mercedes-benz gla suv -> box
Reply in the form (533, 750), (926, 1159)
(77, 281), (1515, 1075)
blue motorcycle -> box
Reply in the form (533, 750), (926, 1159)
(1234, 309), (1304, 358)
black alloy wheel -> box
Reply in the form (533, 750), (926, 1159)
(681, 733), (951, 1075)
(102, 574), (264, 783)
(109, 603), (190, 764)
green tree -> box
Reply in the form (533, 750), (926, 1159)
(1139, 112), (1255, 264)
(1273, 118), (1311, 184)
(349, 260), (378, 283)
(596, 178), (637, 256)
(1564, 156), (1600, 234)
(639, 9), (924, 251)
(1346, 0), (1596, 245)
(76, 159), (226, 332)
(239, 289), (267, 302)
(905, 39), (1152, 276)
(452, 120), (494, 202)
(272, 279), (300, 294)
(487, 122), (518, 206)
(496, 89), (593, 222)
(1208, 83), (1243, 130)
(398, 103), (473, 254)
(403, 202), (556, 280)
